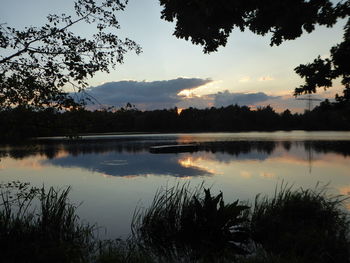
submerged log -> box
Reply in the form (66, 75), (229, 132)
(149, 144), (199, 153)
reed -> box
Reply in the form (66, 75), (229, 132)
(0, 181), (95, 263)
(1, 181), (349, 263)
(250, 183), (350, 263)
(96, 239), (154, 263)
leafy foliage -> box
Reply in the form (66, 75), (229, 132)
(295, 17), (350, 96)
(0, 0), (141, 109)
(159, 0), (344, 53)
(132, 183), (250, 262)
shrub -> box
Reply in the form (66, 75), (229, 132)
(132, 183), (250, 262)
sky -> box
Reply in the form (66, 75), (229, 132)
(1, 0), (347, 112)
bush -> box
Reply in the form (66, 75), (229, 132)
(132, 183), (250, 262)
(250, 183), (350, 263)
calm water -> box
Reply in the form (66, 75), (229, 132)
(1, 131), (350, 238)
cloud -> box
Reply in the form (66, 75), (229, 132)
(85, 78), (211, 110)
(213, 90), (280, 107)
(239, 76), (274, 82)
(175, 90), (282, 110)
(176, 95), (214, 109)
(82, 78), (319, 112)
(259, 76), (274, 81)
(255, 94), (328, 113)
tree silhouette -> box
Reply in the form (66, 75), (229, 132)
(159, 0), (349, 98)
(294, 17), (350, 96)
(0, 0), (141, 109)
(1, 102), (349, 141)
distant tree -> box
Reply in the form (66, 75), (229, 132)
(0, 0), (141, 109)
(159, 0), (349, 98)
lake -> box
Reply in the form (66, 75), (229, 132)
(1, 131), (350, 239)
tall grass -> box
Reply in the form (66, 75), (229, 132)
(96, 239), (154, 263)
(1, 181), (349, 263)
(0, 181), (95, 263)
(250, 183), (350, 263)
(132, 183), (250, 262)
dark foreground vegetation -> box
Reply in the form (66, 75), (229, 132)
(1, 181), (349, 263)
(1, 96), (350, 141)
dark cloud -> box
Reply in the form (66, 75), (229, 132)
(177, 91), (281, 109)
(213, 91), (280, 107)
(176, 95), (214, 109)
(85, 78), (211, 110)
(83, 79), (284, 110)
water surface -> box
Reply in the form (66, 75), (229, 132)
(1, 131), (349, 238)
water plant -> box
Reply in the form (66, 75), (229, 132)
(250, 183), (350, 263)
(132, 183), (250, 262)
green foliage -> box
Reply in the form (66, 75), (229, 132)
(132, 183), (250, 262)
(250, 183), (350, 263)
(0, 0), (141, 109)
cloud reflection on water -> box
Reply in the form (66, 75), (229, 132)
(45, 152), (212, 177)
(0, 135), (350, 179)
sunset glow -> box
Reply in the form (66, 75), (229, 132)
(178, 89), (196, 98)
(1, 0), (350, 258)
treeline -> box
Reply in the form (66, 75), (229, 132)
(1, 99), (349, 140)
